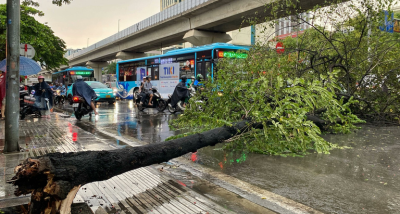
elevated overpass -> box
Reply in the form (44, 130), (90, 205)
(60, 0), (331, 80)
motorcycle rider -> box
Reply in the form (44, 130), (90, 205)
(170, 75), (190, 109)
(58, 83), (66, 95)
(140, 76), (153, 106)
(194, 74), (204, 90)
(72, 75), (99, 115)
(33, 76), (53, 118)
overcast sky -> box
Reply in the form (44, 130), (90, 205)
(0, 0), (160, 49)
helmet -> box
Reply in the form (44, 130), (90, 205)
(181, 75), (187, 80)
(196, 74), (203, 80)
(37, 75), (44, 79)
(76, 75), (83, 79)
(190, 76), (195, 79)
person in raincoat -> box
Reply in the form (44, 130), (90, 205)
(170, 75), (190, 108)
(0, 70), (6, 119)
(58, 83), (66, 95)
(193, 74), (204, 91)
(72, 75), (98, 115)
(33, 76), (53, 118)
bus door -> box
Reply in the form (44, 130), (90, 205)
(147, 66), (160, 80)
(196, 60), (212, 80)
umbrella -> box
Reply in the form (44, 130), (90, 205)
(0, 56), (42, 76)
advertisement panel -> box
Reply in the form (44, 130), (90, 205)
(160, 63), (180, 80)
(137, 67), (146, 80)
(394, 19), (400, 33)
(158, 63), (180, 95)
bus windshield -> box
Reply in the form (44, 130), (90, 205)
(89, 82), (108, 89)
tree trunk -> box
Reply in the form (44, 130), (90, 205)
(8, 116), (328, 213)
(8, 120), (262, 213)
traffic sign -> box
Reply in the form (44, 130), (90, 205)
(19, 44), (36, 59)
(380, 10), (394, 33)
(276, 42), (284, 54)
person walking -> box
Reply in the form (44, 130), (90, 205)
(0, 70), (6, 119)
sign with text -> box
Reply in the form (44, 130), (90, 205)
(380, 10), (394, 33)
(160, 80), (179, 95)
(159, 63), (180, 80)
(19, 44), (35, 59)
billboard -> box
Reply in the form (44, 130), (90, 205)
(160, 63), (180, 80)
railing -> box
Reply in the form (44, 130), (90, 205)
(66, 0), (211, 60)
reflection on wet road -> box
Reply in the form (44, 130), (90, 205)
(67, 101), (400, 213)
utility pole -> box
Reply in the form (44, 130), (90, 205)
(87, 38), (89, 48)
(118, 19), (120, 33)
(4, 0), (21, 153)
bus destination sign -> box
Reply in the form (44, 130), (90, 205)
(69, 71), (92, 75)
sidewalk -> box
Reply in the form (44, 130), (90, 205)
(0, 113), (234, 214)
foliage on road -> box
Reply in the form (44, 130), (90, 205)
(0, 4), (68, 70)
(170, 0), (400, 155)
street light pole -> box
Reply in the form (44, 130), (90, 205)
(87, 38), (89, 48)
(4, 0), (21, 153)
(118, 19), (120, 33)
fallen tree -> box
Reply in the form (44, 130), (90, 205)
(7, 114), (333, 214)
(8, 120), (264, 214)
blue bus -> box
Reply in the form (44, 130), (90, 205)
(52, 66), (95, 86)
(116, 43), (249, 99)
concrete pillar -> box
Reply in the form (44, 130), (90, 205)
(183, 29), (232, 46)
(86, 61), (108, 82)
(116, 52), (146, 60)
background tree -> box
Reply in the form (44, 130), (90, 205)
(103, 62), (117, 75)
(0, 4), (68, 70)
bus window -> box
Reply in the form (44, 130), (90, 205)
(153, 67), (159, 80)
(196, 61), (211, 81)
(205, 62), (211, 79)
(119, 66), (136, 82)
(179, 61), (194, 79)
(147, 66), (159, 80)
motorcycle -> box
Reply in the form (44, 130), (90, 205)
(20, 90), (50, 120)
(135, 87), (167, 112)
(168, 86), (202, 114)
(54, 89), (65, 105)
(72, 96), (93, 120)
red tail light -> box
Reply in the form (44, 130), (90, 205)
(73, 97), (80, 102)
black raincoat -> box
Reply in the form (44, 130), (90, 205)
(170, 81), (189, 108)
(33, 81), (53, 111)
(72, 79), (97, 105)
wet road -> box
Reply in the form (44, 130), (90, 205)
(64, 101), (400, 214)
